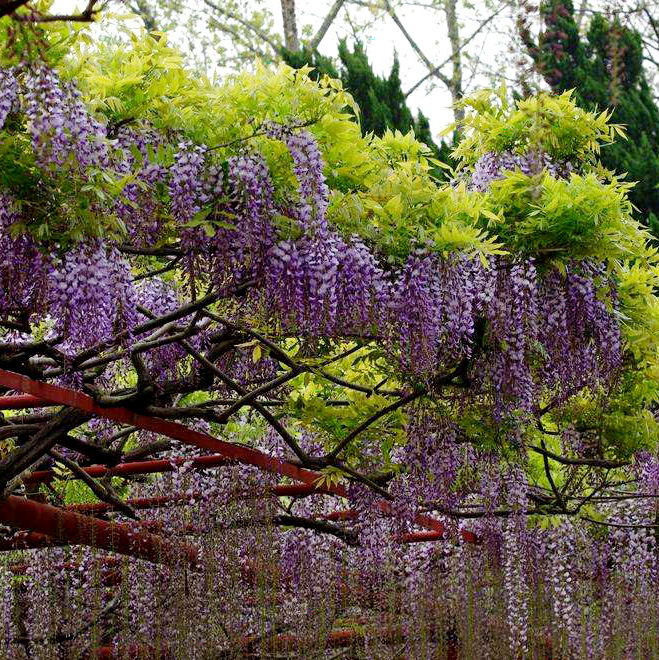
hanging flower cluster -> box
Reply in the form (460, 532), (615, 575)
(48, 242), (137, 351)
(469, 149), (574, 191)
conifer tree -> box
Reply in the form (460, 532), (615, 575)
(283, 40), (452, 177)
(519, 0), (659, 235)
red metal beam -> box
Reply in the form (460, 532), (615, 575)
(0, 394), (54, 409)
(0, 530), (65, 551)
(320, 509), (478, 544)
(0, 369), (325, 487)
(0, 496), (198, 566)
(0, 370), (474, 543)
(67, 484), (332, 515)
(25, 454), (231, 485)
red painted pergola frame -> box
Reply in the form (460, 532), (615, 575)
(0, 368), (477, 555)
(0, 369), (482, 657)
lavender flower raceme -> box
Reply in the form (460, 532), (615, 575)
(266, 122), (329, 233)
(23, 65), (108, 170)
(469, 149), (573, 191)
(0, 67), (18, 131)
(504, 465), (529, 658)
(48, 241), (137, 352)
(0, 193), (47, 319)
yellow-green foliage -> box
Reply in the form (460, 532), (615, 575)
(3, 26), (659, 476)
(451, 88), (623, 167)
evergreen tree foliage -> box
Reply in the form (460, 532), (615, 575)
(520, 0), (659, 234)
(282, 40), (452, 177)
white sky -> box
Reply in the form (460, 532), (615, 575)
(288, 1), (518, 132)
(50, 0), (526, 137)
(252, 0), (521, 133)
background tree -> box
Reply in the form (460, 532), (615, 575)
(282, 39), (453, 176)
(124, 0), (516, 127)
(519, 0), (659, 235)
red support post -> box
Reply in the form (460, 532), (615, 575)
(0, 496), (198, 566)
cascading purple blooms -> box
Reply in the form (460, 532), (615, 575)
(468, 149), (574, 191)
(23, 65), (70, 167)
(23, 65), (109, 170)
(388, 252), (476, 379)
(261, 125), (388, 337)
(0, 194), (47, 319)
(0, 563), (15, 657)
(113, 125), (169, 246)
(48, 241), (138, 352)
(209, 153), (276, 288)
(548, 521), (578, 653)
(168, 140), (209, 292)
(133, 277), (188, 380)
(265, 122), (329, 234)
(382, 251), (620, 420)
(0, 67), (18, 130)
(265, 232), (388, 337)
(397, 410), (466, 511)
(539, 263), (621, 398)
(169, 141), (207, 234)
(476, 260), (539, 417)
(503, 465), (530, 658)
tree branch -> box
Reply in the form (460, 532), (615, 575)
(528, 444), (628, 468)
(175, 337), (309, 463)
(234, 514), (359, 546)
(0, 409), (88, 497)
(408, 2), (509, 101)
(49, 449), (137, 519)
(383, 0), (450, 86)
(308, 0), (346, 52)
(202, 0), (281, 53)
(0, 0), (28, 19)
(326, 388), (423, 461)
(10, 0), (103, 22)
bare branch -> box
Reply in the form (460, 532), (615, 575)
(528, 444), (628, 469)
(0, 0), (28, 19)
(202, 0), (281, 54)
(326, 389), (423, 461)
(383, 0), (450, 87)
(130, 0), (157, 31)
(308, 0), (346, 52)
(405, 2), (508, 98)
(49, 449), (137, 519)
(0, 409), (88, 497)
(10, 0), (103, 22)
(234, 514), (360, 546)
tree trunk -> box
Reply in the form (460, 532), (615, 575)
(444, 0), (464, 123)
(281, 0), (299, 51)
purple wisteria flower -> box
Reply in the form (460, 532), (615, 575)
(48, 241), (138, 352)
(0, 67), (18, 131)
(266, 122), (329, 233)
(469, 149), (573, 191)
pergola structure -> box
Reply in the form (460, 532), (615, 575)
(0, 368), (478, 657)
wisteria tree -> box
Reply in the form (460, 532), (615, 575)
(2, 13), (659, 659)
